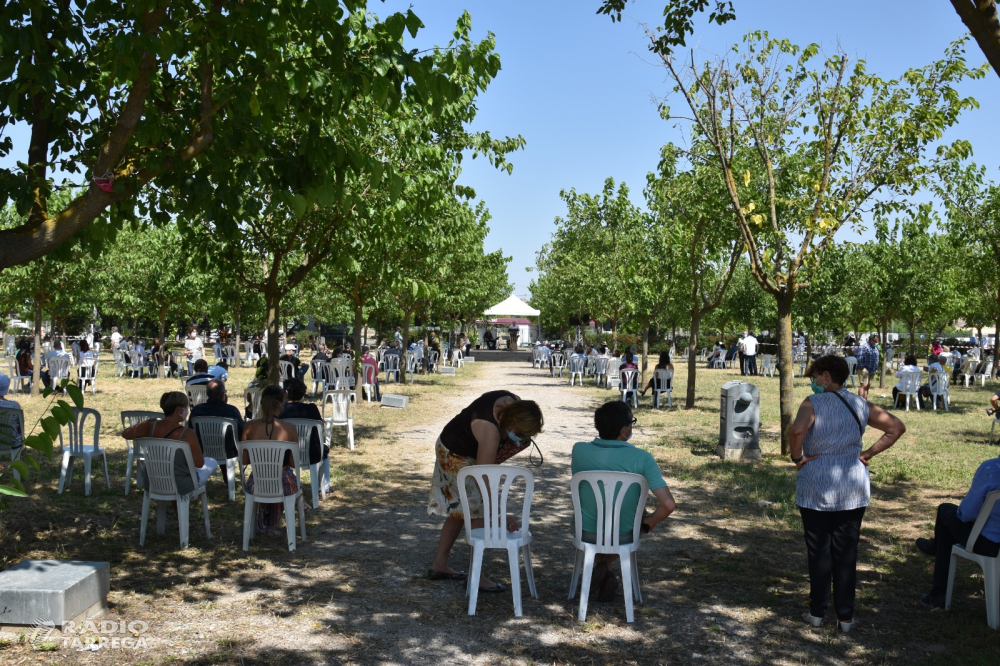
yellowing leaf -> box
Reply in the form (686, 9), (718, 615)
(743, 170), (750, 186)
(751, 214), (763, 225)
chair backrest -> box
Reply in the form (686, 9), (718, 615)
(962, 357), (978, 374)
(761, 354), (775, 367)
(244, 387), (263, 420)
(190, 416), (237, 461)
(568, 356), (584, 373)
(606, 358), (622, 377)
(846, 357), (857, 374)
(979, 361), (994, 376)
(49, 357), (70, 382)
(900, 371), (922, 392)
(595, 357), (608, 375)
(654, 368), (673, 388)
(457, 464), (534, 548)
(571, 471), (649, 551)
(310, 359), (326, 381)
(0, 407), (25, 449)
(551, 352), (565, 367)
(279, 360), (295, 380)
(238, 440), (300, 499)
(929, 372), (949, 394)
(63, 407), (101, 453)
(385, 354), (400, 372)
(186, 384), (208, 407)
(77, 356), (97, 378)
(280, 418), (323, 471)
(966, 490), (1000, 551)
(120, 410), (161, 431)
(136, 438), (197, 497)
(361, 363), (377, 385)
(405, 352), (419, 371)
(322, 389), (354, 425)
(885, 347), (895, 363)
(620, 367), (638, 389)
(223, 345), (237, 364)
(428, 350), (439, 366)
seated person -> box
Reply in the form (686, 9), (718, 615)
(278, 378), (329, 486)
(121, 391), (218, 492)
(280, 344), (307, 380)
(641, 352), (673, 396)
(208, 360), (229, 382)
(41, 341), (70, 389)
(360, 346), (381, 401)
(915, 456), (1000, 609)
(186, 359), (215, 386)
(242, 385), (301, 535)
(189, 380), (245, 471)
(892, 354), (922, 407)
(312, 343), (331, 363)
(483, 328), (495, 349)
(0, 373), (24, 449)
(571, 401), (676, 601)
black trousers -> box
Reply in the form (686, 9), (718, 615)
(931, 502), (1000, 596)
(746, 354), (758, 376)
(738, 351), (746, 375)
(800, 506), (866, 621)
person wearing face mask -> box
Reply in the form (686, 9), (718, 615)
(427, 390), (543, 592)
(788, 355), (905, 634)
(120, 391), (218, 494)
(571, 401), (676, 602)
(184, 327), (205, 376)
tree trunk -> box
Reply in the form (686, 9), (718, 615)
(611, 317), (619, 355)
(909, 321), (916, 355)
(685, 308), (702, 410)
(353, 303), (365, 400)
(776, 292), (795, 456)
(31, 301), (42, 396)
(995, 317), (1000, 379)
(158, 306), (168, 378)
(878, 323), (888, 389)
(401, 308), (413, 350)
(234, 309), (242, 371)
(265, 285), (282, 385)
(641, 318), (650, 387)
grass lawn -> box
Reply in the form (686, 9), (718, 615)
(0, 353), (998, 664)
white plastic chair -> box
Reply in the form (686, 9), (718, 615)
(550, 352), (566, 378)
(606, 359), (623, 389)
(279, 360), (296, 385)
(457, 465), (537, 617)
(885, 347), (896, 371)
(120, 410), (161, 495)
(945, 490), (1000, 629)
(322, 389), (355, 450)
(186, 384), (208, 407)
(57, 407), (109, 496)
(427, 350), (440, 373)
(895, 371), (922, 411)
(568, 357), (584, 386)
(244, 387), (263, 420)
(405, 352), (419, 383)
(594, 358), (608, 387)
(223, 345), (238, 367)
(77, 357), (98, 395)
(846, 357), (858, 387)
(929, 373), (950, 411)
(136, 437), (212, 549)
(760, 354), (776, 378)
(113, 348), (128, 378)
(531, 348), (542, 369)
(620, 368), (639, 407)
(242, 341), (256, 368)
(238, 440), (306, 552)
(310, 359), (328, 395)
(361, 363), (378, 403)
(48, 357), (70, 391)
(0, 407), (24, 480)
(384, 353), (401, 383)
(584, 355), (596, 377)
(7, 357), (30, 394)
(961, 358), (979, 387)
(281, 418), (329, 509)
(653, 369), (673, 408)
(976, 361), (994, 387)
(452, 349), (465, 368)
(711, 353), (726, 370)
(569, 471), (649, 623)
(191, 416), (240, 501)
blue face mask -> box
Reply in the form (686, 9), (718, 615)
(507, 431), (523, 445)
(810, 379), (825, 394)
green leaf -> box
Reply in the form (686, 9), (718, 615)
(0, 484), (28, 497)
(11, 460), (29, 479)
(24, 434), (53, 460)
(291, 194), (307, 218)
(41, 416), (60, 440)
(23, 451), (39, 472)
(66, 384), (84, 409)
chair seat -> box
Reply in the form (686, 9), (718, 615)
(469, 527), (531, 544)
(65, 445), (104, 456)
(147, 482), (207, 503)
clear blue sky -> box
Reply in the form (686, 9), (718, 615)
(381, 0), (1000, 297)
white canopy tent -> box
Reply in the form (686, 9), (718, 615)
(480, 295), (540, 348)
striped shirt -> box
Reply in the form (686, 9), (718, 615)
(796, 389), (871, 511)
(856, 343), (880, 375)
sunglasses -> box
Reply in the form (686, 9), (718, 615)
(630, 417), (638, 426)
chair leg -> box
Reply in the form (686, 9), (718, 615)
(620, 550), (636, 623)
(156, 500), (167, 535)
(945, 551), (959, 610)
(298, 496), (307, 542)
(310, 463), (321, 508)
(242, 497), (255, 551)
(139, 491), (151, 546)
(226, 459), (237, 501)
(101, 452), (110, 488)
(347, 421), (355, 451)
(124, 449), (134, 496)
(284, 499), (297, 551)
(507, 544), (523, 617)
(177, 497), (190, 549)
(577, 549), (597, 622)
(631, 551), (643, 603)
(985, 561), (1000, 629)
(83, 455), (92, 496)
(467, 544), (485, 616)
(201, 493), (211, 538)
(58, 451), (71, 494)
(523, 544), (538, 599)
(321, 457), (331, 498)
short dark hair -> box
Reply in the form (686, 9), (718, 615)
(284, 377), (307, 401)
(594, 401), (632, 440)
(805, 355), (850, 385)
(206, 380), (226, 401)
(194, 359), (209, 373)
(904, 354), (918, 366)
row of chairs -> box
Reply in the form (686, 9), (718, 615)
(557, 355), (674, 408)
(7, 356), (98, 396)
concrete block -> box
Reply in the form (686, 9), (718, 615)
(464, 357), (475, 363)
(0, 560), (109, 630)
(381, 394), (409, 409)
(440, 367), (456, 375)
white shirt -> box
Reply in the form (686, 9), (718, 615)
(743, 336), (758, 356)
(184, 337), (204, 361)
(207, 365), (229, 381)
(110, 332), (122, 349)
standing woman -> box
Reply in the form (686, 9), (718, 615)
(184, 326), (205, 376)
(788, 355), (905, 633)
(427, 390), (543, 591)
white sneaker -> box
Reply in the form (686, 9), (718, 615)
(839, 620), (856, 634)
(802, 611), (823, 627)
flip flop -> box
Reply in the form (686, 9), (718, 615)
(427, 569), (468, 581)
(478, 582), (507, 593)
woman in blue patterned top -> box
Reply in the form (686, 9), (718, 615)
(788, 355), (906, 633)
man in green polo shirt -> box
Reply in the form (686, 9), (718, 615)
(571, 400), (676, 601)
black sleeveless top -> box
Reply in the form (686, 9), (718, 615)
(439, 390), (518, 458)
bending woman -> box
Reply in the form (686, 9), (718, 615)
(788, 355), (905, 633)
(427, 390), (543, 592)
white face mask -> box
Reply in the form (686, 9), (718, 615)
(190, 332), (196, 339)
(179, 408), (189, 420)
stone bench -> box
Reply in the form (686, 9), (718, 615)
(0, 560), (109, 630)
